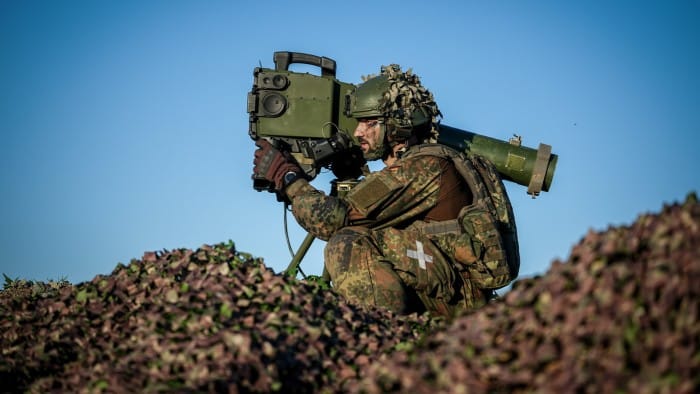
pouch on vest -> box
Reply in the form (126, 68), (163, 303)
(454, 204), (512, 289)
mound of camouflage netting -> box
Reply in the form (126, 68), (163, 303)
(1, 194), (698, 393)
(0, 243), (435, 393)
(348, 193), (699, 394)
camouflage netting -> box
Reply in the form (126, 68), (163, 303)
(1, 193), (698, 393)
(0, 243), (435, 393)
(348, 193), (699, 394)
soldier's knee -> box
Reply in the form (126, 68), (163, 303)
(325, 227), (374, 271)
(327, 226), (371, 248)
(323, 228), (418, 314)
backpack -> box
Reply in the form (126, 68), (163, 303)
(405, 144), (521, 287)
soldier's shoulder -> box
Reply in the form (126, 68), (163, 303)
(400, 144), (456, 167)
(404, 143), (461, 159)
(391, 152), (446, 179)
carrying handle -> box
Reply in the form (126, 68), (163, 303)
(273, 51), (336, 77)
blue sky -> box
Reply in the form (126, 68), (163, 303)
(1, 1), (698, 286)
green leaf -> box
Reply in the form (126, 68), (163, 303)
(76, 289), (88, 304)
(220, 302), (233, 319)
(3, 273), (16, 288)
(92, 380), (109, 390)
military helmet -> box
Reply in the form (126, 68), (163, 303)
(347, 64), (441, 143)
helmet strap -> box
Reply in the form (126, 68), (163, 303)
(385, 120), (413, 143)
(385, 122), (414, 160)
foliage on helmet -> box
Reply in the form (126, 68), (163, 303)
(361, 64), (442, 143)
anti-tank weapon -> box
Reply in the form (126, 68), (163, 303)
(248, 52), (365, 191)
(248, 51), (559, 276)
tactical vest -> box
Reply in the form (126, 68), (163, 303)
(403, 144), (521, 287)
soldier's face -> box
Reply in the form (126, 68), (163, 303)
(354, 119), (382, 155)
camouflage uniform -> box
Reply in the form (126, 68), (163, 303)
(257, 64), (519, 317)
(285, 144), (513, 317)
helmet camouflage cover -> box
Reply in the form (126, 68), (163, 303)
(348, 64), (442, 143)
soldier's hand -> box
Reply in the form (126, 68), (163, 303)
(253, 139), (303, 193)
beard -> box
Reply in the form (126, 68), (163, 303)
(360, 123), (386, 161)
(362, 144), (385, 161)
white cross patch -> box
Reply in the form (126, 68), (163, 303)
(407, 241), (433, 269)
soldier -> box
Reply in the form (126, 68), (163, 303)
(253, 65), (518, 317)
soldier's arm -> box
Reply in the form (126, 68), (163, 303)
(283, 155), (445, 238)
(284, 180), (349, 241)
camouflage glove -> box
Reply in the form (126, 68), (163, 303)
(253, 139), (304, 195)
